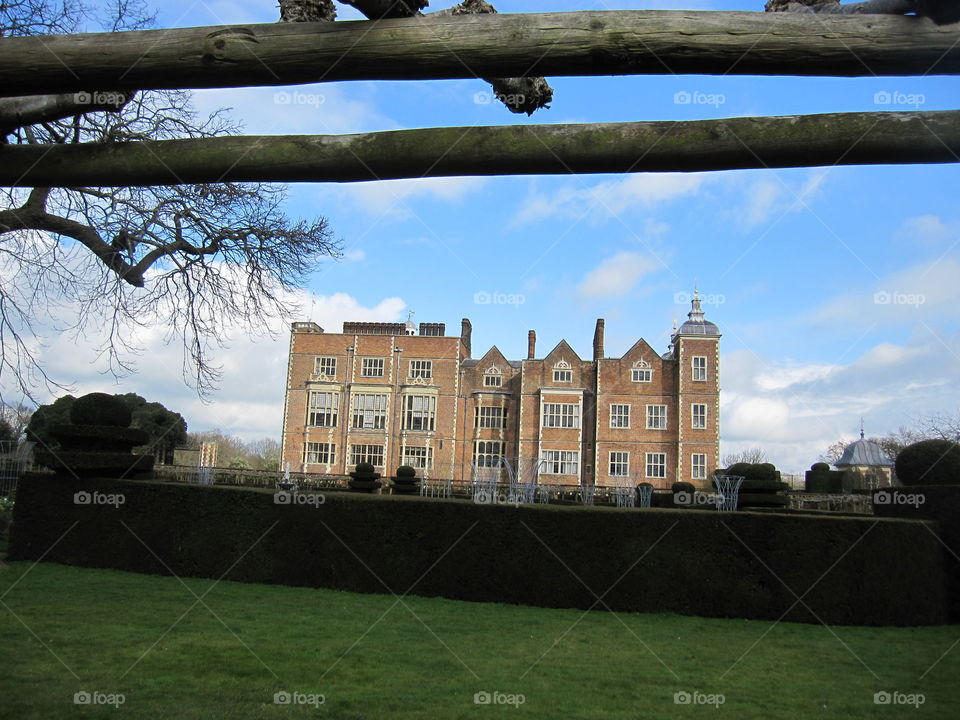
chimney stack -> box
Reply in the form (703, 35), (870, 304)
(593, 318), (605, 361)
(527, 330), (537, 359)
(460, 318), (472, 358)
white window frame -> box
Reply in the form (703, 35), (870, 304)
(542, 450), (580, 475)
(361, 357), (385, 377)
(475, 406), (507, 429)
(692, 356), (708, 382)
(402, 446), (434, 470)
(609, 451), (630, 477)
(402, 395), (436, 432)
(408, 360), (432, 380)
(307, 391), (339, 428)
(646, 452), (666, 479)
(314, 356), (337, 377)
(692, 403), (707, 430)
(542, 402), (580, 429)
(304, 442), (335, 465)
(631, 360), (653, 383)
(692, 453), (707, 481)
(610, 404), (631, 429)
(351, 393), (388, 430)
(646, 405), (667, 430)
(473, 440), (504, 468)
(350, 444), (385, 467)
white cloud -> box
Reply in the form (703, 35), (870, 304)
(897, 214), (956, 245)
(6, 288), (405, 441)
(331, 177), (489, 222)
(343, 249), (366, 262)
(512, 174), (707, 226)
(191, 84), (395, 136)
(577, 251), (661, 299)
(720, 330), (960, 474)
(813, 255), (960, 328)
(737, 170), (827, 229)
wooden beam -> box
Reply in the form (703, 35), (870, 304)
(2, 111), (956, 187)
(0, 11), (957, 97)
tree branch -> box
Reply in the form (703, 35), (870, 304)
(1, 110), (956, 187)
(0, 91), (134, 138)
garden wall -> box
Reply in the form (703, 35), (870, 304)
(9, 475), (948, 626)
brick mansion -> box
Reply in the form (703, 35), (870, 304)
(280, 292), (721, 487)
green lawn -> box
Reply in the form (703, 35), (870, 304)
(1, 557), (957, 719)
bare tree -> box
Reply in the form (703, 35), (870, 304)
(722, 447), (768, 466)
(0, 1), (340, 401)
(917, 410), (960, 442)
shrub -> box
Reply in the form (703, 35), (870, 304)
(895, 440), (960, 486)
(69, 392), (132, 427)
(396, 465), (417, 478)
(671, 481), (694, 494)
(811, 462), (830, 473)
(355, 462), (376, 475)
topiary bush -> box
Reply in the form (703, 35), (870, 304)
(895, 440), (960, 486)
(671, 481), (695, 494)
(69, 392), (132, 428)
(396, 465), (417, 478)
(349, 462), (381, 493)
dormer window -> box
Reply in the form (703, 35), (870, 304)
(483, 366), (502, 387)
(631, 359), (652, 383)
(553, 359), (572, 383)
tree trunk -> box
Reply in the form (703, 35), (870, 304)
(0, 11), (956, 97)
(1, 110), (955, 187)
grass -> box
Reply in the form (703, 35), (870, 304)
(1, 555), (958, 719)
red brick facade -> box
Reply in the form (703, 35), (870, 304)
(281, 297), (721, 488)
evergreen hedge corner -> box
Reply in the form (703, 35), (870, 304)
(7, 474), (950, 627)
(895, 440), (960, 486)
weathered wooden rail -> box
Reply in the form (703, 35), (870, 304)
(0, 11), (957, 97)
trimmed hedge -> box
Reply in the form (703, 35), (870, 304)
(895, 440), (960, 486)
(872, 484), (960, 620)
(9, 474), (948, 626)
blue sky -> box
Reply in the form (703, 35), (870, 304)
(7, 0), (960, 472)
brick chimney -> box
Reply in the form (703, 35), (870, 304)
(593, 318), (605, 361)
(460, 318), (472, 358)
(527, 330), (536, 359)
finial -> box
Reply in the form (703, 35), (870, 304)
(688, 289), (705, 321)
(860, 417), (865, 440)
